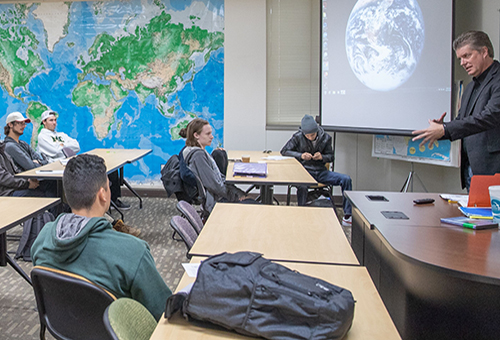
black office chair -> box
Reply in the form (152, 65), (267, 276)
(31, 266), (116, 340)
(169, 216), (198, 258)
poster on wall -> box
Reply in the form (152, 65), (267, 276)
(0, 0), (224, 184)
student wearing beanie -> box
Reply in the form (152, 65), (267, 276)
(281, 114), (353, 226)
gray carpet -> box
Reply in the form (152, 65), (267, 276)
(0, 196), (350, 339)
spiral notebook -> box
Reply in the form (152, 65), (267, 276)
(232, 162), (267, 178)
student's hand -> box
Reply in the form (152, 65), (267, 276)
(28, 179), (39, 189)
(33, 160), (40, 165)
(312, 152), (322, 161)
(301, 152), (313, 160)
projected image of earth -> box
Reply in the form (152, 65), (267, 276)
(345, 0), (425, 91)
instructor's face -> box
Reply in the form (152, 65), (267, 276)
(456, 45), (489, 78)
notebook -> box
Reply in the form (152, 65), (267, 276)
(233, 162), (267, 178)
(440, 216), (498, 230)
(459, 207), (493, 219)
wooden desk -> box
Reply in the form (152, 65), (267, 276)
(150, 257), (400, 340)
(226, 150), (316, 204)
(0, 197), (60, 285)
(17, 148), (151, 179)
(346, 191), (500, 340)
(189, 203), (358, 265)
(17, 148), (152, 218)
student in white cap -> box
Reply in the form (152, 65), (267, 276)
(3, 111), (57, 198)
(36, 110), (130, 210)
(37, 110), (80, 162)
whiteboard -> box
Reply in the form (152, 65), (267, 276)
(372, 135), (460, 167)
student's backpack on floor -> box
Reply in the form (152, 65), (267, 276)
(165, 251), (355, 340)
(15, 211), (54, 262)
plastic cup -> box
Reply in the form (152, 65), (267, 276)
(489, 185), (500, 223)
(242, 155), (250, 163)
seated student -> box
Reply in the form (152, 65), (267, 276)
(36, 110), (130, 210)
(37, 110), (80, 162)
(0, 139), (42, 197)
(3, 112), (57, 198)
(31, 154), (171, 320)
(281, 114), (353, 226)
(179, 118), (244, 212)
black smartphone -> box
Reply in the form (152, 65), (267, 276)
(413, 198), (435, 205)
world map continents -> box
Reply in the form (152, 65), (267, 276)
(0, 0), (224, 183)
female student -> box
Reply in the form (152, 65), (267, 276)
(179, 118), (244, 212)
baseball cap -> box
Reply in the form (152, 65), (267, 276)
(41, 110), (57, 122)
(6, 112), (31, 124)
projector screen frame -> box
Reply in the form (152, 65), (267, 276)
(319, 0), (456, 137)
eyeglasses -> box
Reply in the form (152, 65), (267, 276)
(263, 149), (272, 154)
(13, 121), (26, 126)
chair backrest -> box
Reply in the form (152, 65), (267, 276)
(169, 216), (197, 256)
(31, 266), (116, 340)
(62, 147), (77, 158)
(103, 298), (157, 340)
(176, 200), (204, 234)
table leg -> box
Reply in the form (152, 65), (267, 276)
(119, 167), (143, 209)
(259, 185), (274, 205)
(1, 233), (32, 285)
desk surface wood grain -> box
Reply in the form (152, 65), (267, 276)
(151, 257), (400, 340)
(189, 203), (358, 265)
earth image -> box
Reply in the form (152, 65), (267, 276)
(345, 0), (425, 91)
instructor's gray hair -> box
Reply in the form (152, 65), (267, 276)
(453, 31), (494, 58)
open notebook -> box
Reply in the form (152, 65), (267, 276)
(233, 162), (267, 178)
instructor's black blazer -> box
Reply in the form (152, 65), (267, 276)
(446, 60), (500, 187)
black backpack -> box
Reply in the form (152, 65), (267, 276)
(16, 211), (54, 262)
(160, 148), (204, 204)
(165, 252), (355, 340)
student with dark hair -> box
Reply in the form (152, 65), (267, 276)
(3, 112), (57, 198)
(31, 154), (172, 320)
(179, 118), (244, 212)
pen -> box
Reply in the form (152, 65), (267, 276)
(447, 200), (458, 203)
(469, 215), (493, 220)
(38, 170), (53, 172)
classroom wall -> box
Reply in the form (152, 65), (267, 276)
(224, 0), (499, 195)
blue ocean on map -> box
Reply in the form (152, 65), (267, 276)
(0, 0), (224, 184)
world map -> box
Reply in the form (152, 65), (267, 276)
(0, 0), (224, 184)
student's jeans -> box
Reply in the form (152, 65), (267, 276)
(297, 169), (352, 216)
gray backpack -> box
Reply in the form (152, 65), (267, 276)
(166, 252), (355, 339)
(15, 212), (54, 262)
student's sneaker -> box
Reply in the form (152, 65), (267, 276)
(112, 219), (141, 237)
(113, 199), (131, 210)
(342, 215), (352, 227)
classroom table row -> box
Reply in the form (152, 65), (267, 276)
(151, 203), (402, 339)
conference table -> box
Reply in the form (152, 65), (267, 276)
(17, 148), (151, 219)
(189, 203), (359, 265)
(346, 191), (500, 340)
(0, 197), (60, 285)
(226, 150), (316, 204)
(150, 257), (401, 340)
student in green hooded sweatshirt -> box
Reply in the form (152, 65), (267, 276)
(31, 154), (171, 321)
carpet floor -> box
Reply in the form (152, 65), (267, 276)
(0, 196), (350, 339)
